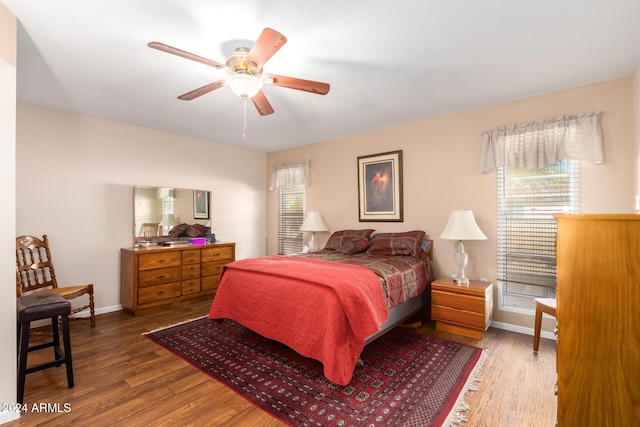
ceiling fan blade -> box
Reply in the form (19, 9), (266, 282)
(268, 74), (330, 95)
(244, 28), (287, 70)
(251, 90), (275, 116)
(177, 79), (226, 100)
(148, 41), (224, 69)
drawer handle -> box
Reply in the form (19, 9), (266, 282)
(156, 291), (164, 296)
(155, 275), (166, 280)
(155, 259), (166, 264)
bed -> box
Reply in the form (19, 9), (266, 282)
(208, 230), (434, 385)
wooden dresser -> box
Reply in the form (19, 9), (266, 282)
(120, 242), (235, 316)
(431, 277), (493, 339)
(555, 214), (639, 426)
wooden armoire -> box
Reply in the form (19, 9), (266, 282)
(554, 214), (639, 426)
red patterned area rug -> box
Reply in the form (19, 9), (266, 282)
(145, 317), (484, 427)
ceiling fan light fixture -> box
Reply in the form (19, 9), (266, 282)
(226, 73), (263, 98)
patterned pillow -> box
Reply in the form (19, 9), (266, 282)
(367, 231), (426, 258)
(168, 223), (189, 238)
(323, 229), (375, 252)
(183, 224), (209, 238)
(335, 238), (371, 255)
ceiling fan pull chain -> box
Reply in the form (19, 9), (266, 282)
(242, 96), (248, 138)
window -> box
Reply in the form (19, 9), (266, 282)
(497, 159), (579, 312)
(278, 186), (306, 255)
(271, 159), (310, 255)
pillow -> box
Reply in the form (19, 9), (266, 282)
(183, 224), (211, 238)
(323, 229), (375, 252)
(168, 223), (189, 238)
(367, 230), (426, 258)
(335, 238), (371, 255)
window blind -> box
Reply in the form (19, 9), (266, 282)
(497, 159), (579, 310)
(277, 186), (306, 255)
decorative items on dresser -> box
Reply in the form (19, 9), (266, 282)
(431, 277), (493, 339)
(120, 242), (235, 316)
(554, 214), (639, 427)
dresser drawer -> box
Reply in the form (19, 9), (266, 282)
(201, 261), (227, 277)
(138, 252), (181, 270)
(182, 279), (201, 296)
(432, 290), (485, 313)
(138, 266), (182, 287)
(182, 264), (201, 280)
(432, 305), (487, 329)
(138, 282), (182, 305)
(201, 275), (221, 291)
(201, 246), (234, 263)
(182, 249), (201, 264)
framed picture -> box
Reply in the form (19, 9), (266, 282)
(357, 150), (403, 222)
(193, 190), (210, 219)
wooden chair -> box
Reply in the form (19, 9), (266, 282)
(16, 235), (95, 327)
(142, 222), (160, 237)
(533, 297), (556, 353)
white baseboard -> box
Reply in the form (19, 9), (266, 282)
(0, 411), (21, 425)
(490, 320), (557, 341)
(69, 304), (122, 318)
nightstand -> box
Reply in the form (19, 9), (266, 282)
(431, 277), (493, 339)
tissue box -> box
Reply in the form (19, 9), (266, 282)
(188, 237), (206, 246)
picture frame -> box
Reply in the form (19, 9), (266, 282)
(357, 150), (403, 222)
(193, 190), (210, 219)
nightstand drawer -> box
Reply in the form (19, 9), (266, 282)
(432, 305), (487, 329)
(432, 290), (485, 313)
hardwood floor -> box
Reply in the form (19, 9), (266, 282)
(6, 302), (557, 426)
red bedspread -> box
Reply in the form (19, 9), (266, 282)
(208, 256), (388, 385)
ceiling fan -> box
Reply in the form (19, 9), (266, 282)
(148, 28), (330, 117)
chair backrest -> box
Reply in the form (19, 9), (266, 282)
(142, 223), (160, 237)
(16, 235), (59, 297)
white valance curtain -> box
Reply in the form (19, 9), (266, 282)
(269, 159), (311, 190)
(480, 112), (603, 173)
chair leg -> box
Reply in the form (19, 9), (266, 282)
(533, 303), (543, 353)
(89, 286), (96, 327)
(17, 320), (31, 404)
(61, 314), (74, 388)
(51, 315), (62, 361)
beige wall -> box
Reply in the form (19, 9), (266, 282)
(634, 63), (640, 212)
(267, 77), (636, 332)
(0, 2), (17, 423)
(15, 104), (268, 314)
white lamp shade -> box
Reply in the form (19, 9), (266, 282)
(159, 214), (177, 227)
(300, 211), (329, 232)
(439, 210), (487, 240)
(226, 73), (263, 98)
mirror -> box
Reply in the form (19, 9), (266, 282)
(133, 186), (211, 244)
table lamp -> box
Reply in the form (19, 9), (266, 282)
(300, 211), (329, 252)
(439, 209), (487, 284)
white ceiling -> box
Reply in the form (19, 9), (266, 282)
(5, 0), (640, 153)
